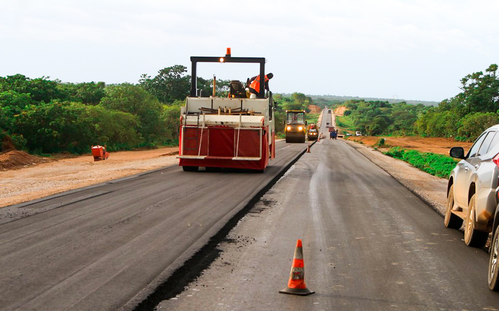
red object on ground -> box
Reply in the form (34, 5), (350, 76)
(91, 145), (109, 161)
(279, 239), (315, 296)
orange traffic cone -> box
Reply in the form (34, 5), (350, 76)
(307, 144), (311, 153)
(279, 239), (315, 296)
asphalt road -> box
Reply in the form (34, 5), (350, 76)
(0, 141), (307, 311)
(156, 112), (499, 310)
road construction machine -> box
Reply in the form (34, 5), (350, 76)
(307, 123), (318, 141)
(177, 49), (276, 172)
(285, 110), (307, 143)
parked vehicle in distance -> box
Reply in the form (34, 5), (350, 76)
(489, 186), (499, 291)
(355, 131), (362, 136)
(445, 124), (499, 249)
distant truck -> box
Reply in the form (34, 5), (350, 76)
(307, 123), (318, 141)
(285, 110), (307, 143)
(177, 49), (276, 172)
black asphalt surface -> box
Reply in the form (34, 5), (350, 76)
(157, 111), (499, 310)
(0, 142), (307, 311)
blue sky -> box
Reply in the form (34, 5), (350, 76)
(1, 0), (498, 102)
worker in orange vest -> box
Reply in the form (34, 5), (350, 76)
(248, 73), (273, 98)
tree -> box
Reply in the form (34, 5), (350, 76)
(160, 100), (182, 144)
(60, 82), (106, 105)
(457, 112), (499, 141)
(139, 65), (190, 103)
(0, 74), (65, 103)
(86, 105), (141, 150)
(0, 91), (33, 134)
(15, 101), (95, 153)
(101, 84), (164, 144)
(459, 64), (499, 113)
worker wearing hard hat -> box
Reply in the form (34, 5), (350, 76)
(248, 73), (273, 98)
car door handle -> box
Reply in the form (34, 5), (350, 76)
(475, 165), (479, 169)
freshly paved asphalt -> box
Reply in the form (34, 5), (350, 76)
(157, 112), (499, 310)
(0, 141), (307, 311)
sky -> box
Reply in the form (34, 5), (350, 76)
(1, 0), (498, 102)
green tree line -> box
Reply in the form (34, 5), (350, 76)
(0, 66), (310, 154)
(337, 100), (428, 136)
(336, 64), (499, 141)
(0, 66), (191, 154)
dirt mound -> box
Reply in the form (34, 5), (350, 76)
(308, 105), (321, 114)
(345, 136), (472, 155)
(1, 135), (16, 152)
(0, 150), (53, 170)
(334, 106), (346, 116)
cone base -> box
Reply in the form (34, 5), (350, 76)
(279, 287), (315, 296)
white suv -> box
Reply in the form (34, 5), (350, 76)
(445, 124), (499, 248)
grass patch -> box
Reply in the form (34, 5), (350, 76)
(336, 115), (355, 132)
(307, 113), (319, 125)
(384, 147), (458, 178)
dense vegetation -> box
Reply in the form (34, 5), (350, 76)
(2, 63), (496, 155)
(336, 64), (499, 142)
(0, 70), (185, 154)
(0, 67), (313, 154)
(384, 147), (458, 178)
(336, 100), (428, 136)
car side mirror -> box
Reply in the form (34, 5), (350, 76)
(450, 147), (465, 159)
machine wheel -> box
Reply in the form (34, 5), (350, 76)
(489, 226), (499, 291)
(182, 166), (198, 172)
(464, 194), (488, 247)
(444, 185), (463, 229)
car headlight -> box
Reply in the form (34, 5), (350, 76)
(286, 126), (291, 131)
(298, 126), (303, 131)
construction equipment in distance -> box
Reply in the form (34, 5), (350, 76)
(91, 145), (109, 161)
(177, 48), (276, 172)
(307, 123), (318, 141)
(285, 110), (307, 143)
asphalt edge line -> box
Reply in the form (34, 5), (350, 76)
(127, 144), (312, 311)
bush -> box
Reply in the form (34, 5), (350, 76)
(376, 138), (386, 147)
(384, 147), (457, 178)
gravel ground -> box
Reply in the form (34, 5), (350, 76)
(0, 147), (179, 209)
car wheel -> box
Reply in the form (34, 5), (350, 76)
(182, 166), (198, 172)
(464, 194), (488, 247)
(444, 185), (463, 229)
(489, 226), (499, 291)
